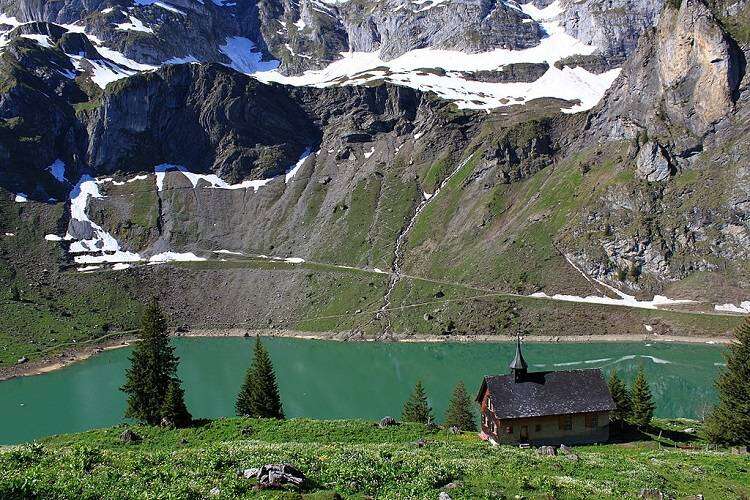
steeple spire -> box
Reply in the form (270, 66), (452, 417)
(509, 334), (527, 382)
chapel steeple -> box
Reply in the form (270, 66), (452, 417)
(509, 334), (528, 382)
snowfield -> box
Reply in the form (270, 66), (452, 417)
(0, 0), (620, 111)
(251, 1), (620, 112)
(715, 301), (750, 314)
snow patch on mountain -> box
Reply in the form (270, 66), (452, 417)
(155, 148), (314, 191)
(715, 301), (750, 314)
(115, 15), (154, 34)
(133, 0), (187, 16)
(149, 252), (206, 262)
(20, 34), (53, 48)
(219, 37), (280, 74)
(250, 1), (619, 112)
(66, 176), (142, 264)
(47, 160), (67, 183)
(528, 291), (696, 310)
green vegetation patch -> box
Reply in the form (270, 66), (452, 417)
(1, 418), (747, 499)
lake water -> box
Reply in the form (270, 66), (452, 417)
(0, 337), (725, 444)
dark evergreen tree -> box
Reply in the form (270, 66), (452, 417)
(705, 316), (750, 445)
(444, 381), (476, 431)
(121, 300), (181, 425)
(630, 365), (655, 428)
(160, 380), (192, 428)
(608, 369), (632, 427)
(402, 380), (433, 424)
(235, 337), (284, 419)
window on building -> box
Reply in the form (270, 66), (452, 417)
(585, 413), (599, 428)
(487, 397), (493, 411)
(535, 424), (542, 432)
(506, 426), (513, 434)
(559, 415), (573, 431)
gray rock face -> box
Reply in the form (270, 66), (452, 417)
(343, 0), (545, 60)
(589, 0), (743, 158)
(635, 141), (671, 182)
(258, 0), (547, 74)
(559, 0), (664, 61)
(459, 63), (550, 83)
(0, 0), (664, 78)
(86, 64), (320, 179)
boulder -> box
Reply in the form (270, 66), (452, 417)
(438, 492), (452, 500)
(448, 425), (461, 434)
(241, 426), (254, 437)
(379, 416), (398, 428)
(120, 429), (142, 444)
(240, 464), (306, 490)
(639, 489), (674, 500)
(16, 356), (28, 365)
(559, 444), (574, 455)
(209, 487), (220, 496)
(537, 445), (557, 456)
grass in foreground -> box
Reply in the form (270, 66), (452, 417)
(1, 418), (748, 499)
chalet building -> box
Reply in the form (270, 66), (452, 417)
(476, 337), (616, 446)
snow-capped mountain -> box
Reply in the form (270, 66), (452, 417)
(0, 0), (748, 339)
(0, 0), (661, 110)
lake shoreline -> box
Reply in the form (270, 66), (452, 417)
(0, 328), (730, 381)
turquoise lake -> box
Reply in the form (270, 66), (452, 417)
(0, 337), (726, 444)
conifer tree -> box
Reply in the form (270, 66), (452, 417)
(444, 381), (477, 431)
(160, 380), (192, 428)
(121, 300), (182, 425)
(608, 369), (632, 427)
(705, 316), (750, 445)
(235, 337), (284, 419)
(629, 365), (655, 428)
(402, 380), (433, 424)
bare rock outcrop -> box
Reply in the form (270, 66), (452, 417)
(635, 141), (672, 182)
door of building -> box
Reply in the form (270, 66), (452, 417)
(520, 425), (529, 442)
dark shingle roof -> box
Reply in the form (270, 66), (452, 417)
(475, 368), (616, 420)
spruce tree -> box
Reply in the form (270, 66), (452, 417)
(402, 380), (433, 424)
(160, 380), (192, 428)
(630, 365), (655, 428)
(608, 369), (632, 427)
(235, 337), (284, 419)
(444, 381), (477, 431)
(705, 316), (750, 445)
(121, 300), (181, 425)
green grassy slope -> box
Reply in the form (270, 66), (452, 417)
(1, 418), (748, 499)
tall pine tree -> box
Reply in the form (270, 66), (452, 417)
(608, 369), (632, 428)
(160, 380), (192, 428)
(402, 380), (433, 424)
(236, 337), (284, 419)
(630, 365), (655, 428)
(121, 300), (185, 425)
(444, 381), (476, 431)
(705, 316), (750, 445)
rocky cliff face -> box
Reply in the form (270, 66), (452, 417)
(0, 0), (749, 342)
(557, 0), (749, 292)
